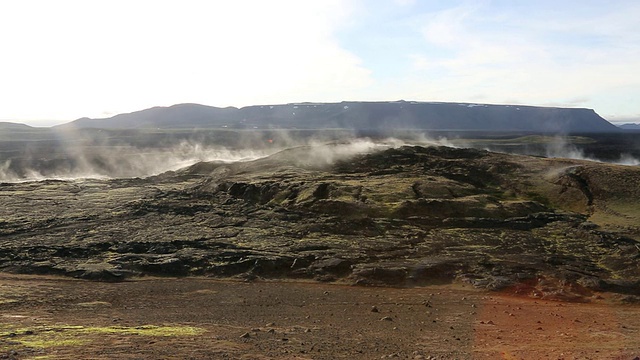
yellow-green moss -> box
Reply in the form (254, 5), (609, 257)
(18, 338), (87, 348)
(0, 324), (206, 350)
(79, 325), (205, 337)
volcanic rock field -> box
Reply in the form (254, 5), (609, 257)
(2, 144), (639, 301)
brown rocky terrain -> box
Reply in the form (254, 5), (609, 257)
(1, 144), (639, 297)
(2, 143), (640, 359)
(2, 274), (640, 359)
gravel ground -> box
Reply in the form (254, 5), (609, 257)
(1, 274), (639, 359)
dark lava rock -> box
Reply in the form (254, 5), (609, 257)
(1, 145), (639, 296)
(308, 258), (353, 277)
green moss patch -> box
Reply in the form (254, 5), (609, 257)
(0, 324), (206, 351)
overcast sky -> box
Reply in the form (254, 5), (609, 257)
(1, 0), (639, 126)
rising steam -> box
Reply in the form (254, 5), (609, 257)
(2, 131), (636, 183)
(545, 136), (640, 166)
(0, 142), (274, 182)
(0, 132), (463, 183)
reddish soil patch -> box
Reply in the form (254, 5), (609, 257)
(0, 274), (639, 359)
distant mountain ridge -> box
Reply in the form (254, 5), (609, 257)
(618, 123), (640, 130)
(0, 121), (34, 130)
(58, 101), (619, 133)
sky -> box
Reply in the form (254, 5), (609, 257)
(1, 0), (639, 126)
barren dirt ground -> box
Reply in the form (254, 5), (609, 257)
(1, 274), (639, 360)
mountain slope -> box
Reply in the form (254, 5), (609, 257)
(619, 123), (640, 130)
(0, 122), (34, 130)
(59, 101), (619, 133)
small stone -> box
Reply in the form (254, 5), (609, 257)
(380, 316), (393, 321)
(266, 322), (275, 326)
(240, 332), (251, 339)
(371, 306), (379, 313)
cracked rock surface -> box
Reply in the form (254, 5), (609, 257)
(1, 145), (639, 298)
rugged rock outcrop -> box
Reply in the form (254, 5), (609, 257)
(1, 145), (639, 299)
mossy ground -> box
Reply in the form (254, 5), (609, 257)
(0, 324), (205, 352)
(1, 145), (638, 294)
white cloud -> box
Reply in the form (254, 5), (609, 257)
(402, 2), (640, 118)
(421, 3), (476, 48)
(0, 0), (370, 124)
(394, 0), (416, 6)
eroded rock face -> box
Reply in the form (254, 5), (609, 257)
(1, 145), (639, 298)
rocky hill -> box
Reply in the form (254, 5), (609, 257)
(60, 101), (619, 133)
(1, 144), (638, 300)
